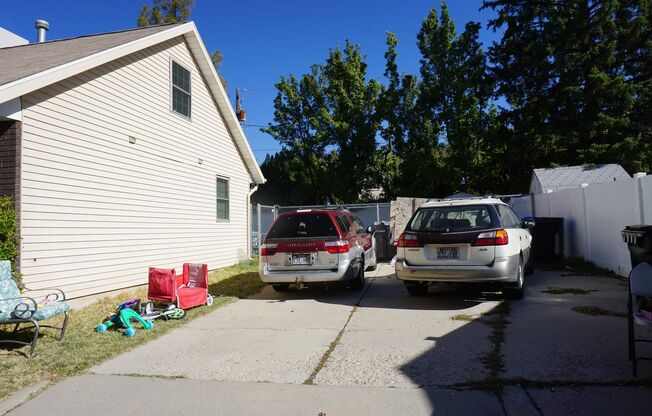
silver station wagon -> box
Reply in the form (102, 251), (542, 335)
(395, 198), (534, 298)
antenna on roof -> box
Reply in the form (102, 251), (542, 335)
(235, 88), (247, 122)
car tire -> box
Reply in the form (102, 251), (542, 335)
(367, 263), (377, 271)
(350, 260), (365, 290)
(524, 253), (534, 275)
(504, 257), (524, 300)
(272, 284), (290, 292)
(405, 283), (428, 296)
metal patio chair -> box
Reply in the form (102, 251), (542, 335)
(628, 261), (652, 377)
(0, 260), (70, 358)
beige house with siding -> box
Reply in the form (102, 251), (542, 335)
(0, 23), (265, 298)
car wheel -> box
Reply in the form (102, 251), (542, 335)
(272, 284), (290, 292)
(366, 262), (377, 271)
(405, 283), (428, 296)
(504, 257), (524, 300)
(350, 260), (365, 290)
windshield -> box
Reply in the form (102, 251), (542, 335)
(409, 205), (495, 233)
(267, 213), (339, 239)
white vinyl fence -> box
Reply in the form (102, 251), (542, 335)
(509, 174), (652, 276)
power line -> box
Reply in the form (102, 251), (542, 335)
(241, 123), (268, 128)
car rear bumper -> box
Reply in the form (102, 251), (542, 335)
(259, 260), (355, 284)
(395, 255), (519, 283)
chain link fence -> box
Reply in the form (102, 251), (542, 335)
(251, 203), (391, 255)
(251, 204), (277, 255)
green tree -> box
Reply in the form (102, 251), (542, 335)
(483, 0), (652, 190)
(321, 41), (382, 202)
(263, 42), (382, 204)
(137, 1), (228, 92)
(0, 196), (20, 280)
(210, 50), (228, 90)
(262, 69), (333, 204)
(137, 0), (194, 26)
(417, 4), (496, 194)
(376, 33), (414, 199)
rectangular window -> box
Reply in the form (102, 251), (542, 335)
(267, 213), (339, 239)
(216, 177), (229, 221)
(171, 60), (191, 118)
(409, 205), (495, 232)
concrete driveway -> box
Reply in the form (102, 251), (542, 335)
(7, 264), (652, 415)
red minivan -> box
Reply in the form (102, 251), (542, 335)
(259, 208), (377, 291)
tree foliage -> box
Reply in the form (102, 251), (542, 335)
(137, 1), (229, 95)
(210, 50), (228, 90)
(254, 1), (652, 204)
(484, 0), (652, 190)
(0, 196), (20, 280)
(137, 0), (194, 27)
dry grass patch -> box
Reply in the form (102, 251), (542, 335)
(572, 306), (626, 318)
(0, 260), (262, 402)
(541, 287), (598, 295)
(451, 314), (475, 322)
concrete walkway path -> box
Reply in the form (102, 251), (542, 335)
(6, 264), (652, 415)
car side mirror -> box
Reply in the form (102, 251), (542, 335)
(367, 226), (375, 234)
(521, 217), (535, 229)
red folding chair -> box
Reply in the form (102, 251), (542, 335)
(147, 264), (213, 310)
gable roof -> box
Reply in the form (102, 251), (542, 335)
(0, 23), (265, 184)
(0, 25), (174, 86)
(531, 164), (630, 192)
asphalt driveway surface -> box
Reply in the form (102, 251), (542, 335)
(7, 264), (652, 415)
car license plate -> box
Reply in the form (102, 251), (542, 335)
(291, 253), (312, 265)
(437, 247), (459, 259)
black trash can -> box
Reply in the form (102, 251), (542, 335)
(531, 217), (564, 263)
(373, 223), (387, 261)
(621, 225), (652, 269)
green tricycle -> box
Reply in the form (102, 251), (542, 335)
(95, 297), (185, 337)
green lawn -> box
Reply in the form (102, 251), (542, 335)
(0, 260), (264, 402)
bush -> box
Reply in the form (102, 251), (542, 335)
(0, 196), (20, 280)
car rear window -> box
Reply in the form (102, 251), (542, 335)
(409, 205), (495, 232)
(267, 213), (339, 239)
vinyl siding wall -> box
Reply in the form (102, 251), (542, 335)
(20, 37), (253, 298)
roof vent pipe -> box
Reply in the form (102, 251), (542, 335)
(35, 20), (49, 43)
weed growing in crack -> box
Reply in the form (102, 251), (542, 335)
(541, 287), (598, 295)
(572, 306), (626, 318)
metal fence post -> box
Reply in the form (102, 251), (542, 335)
(257, 203), (262, 249)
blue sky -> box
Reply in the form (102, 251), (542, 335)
(1, 0), (500, 163)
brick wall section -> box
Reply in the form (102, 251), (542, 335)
(0, 120), (21, 272)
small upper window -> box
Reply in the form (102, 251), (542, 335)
(216, 177), (229, 220)
(171, 61), (191, 118)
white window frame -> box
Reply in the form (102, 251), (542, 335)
(216, 175), (230, 222)
(170, 58), (192, 119)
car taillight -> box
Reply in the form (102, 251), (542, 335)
(474, 229), (509, 246)
(260, 243), (277, 256)
(495, 229), (509, 245)
(324, 240), (350, 254)
(397, 233), (423, 247)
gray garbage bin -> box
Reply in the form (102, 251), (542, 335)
(531, 217), (564, 263)
(374, 223), (388, 261)
(622, 225), (652, 269)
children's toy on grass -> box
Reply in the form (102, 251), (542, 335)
(95, 297), (152, 337)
